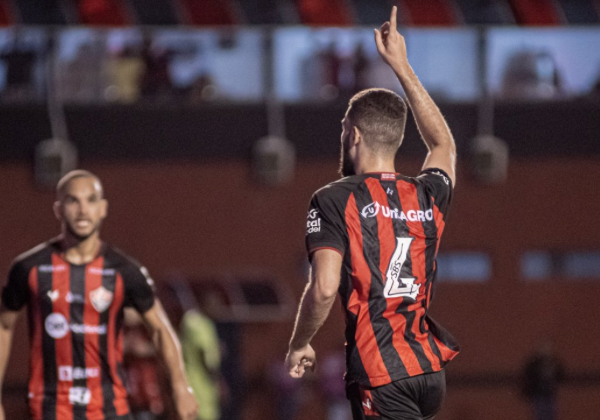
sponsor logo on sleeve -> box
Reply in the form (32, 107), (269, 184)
(306, 208), (321, 234)
(430, 170), (449, 185)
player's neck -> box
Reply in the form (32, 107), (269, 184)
(354, 155), (396, 175)
(59, 232), (102, 265)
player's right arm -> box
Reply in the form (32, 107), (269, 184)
(0, 258), (30, 420)
(0, 306), (21, 420)
(374, 6), (457, 186)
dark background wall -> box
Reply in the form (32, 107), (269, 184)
(2, 150), (600, 419)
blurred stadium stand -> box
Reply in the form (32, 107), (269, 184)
(0, 0), (599, 25)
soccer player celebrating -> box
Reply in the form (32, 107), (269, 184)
(0, 170), (199, 420)
(286, 7), (460, 420)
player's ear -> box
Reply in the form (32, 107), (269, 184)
(53, 201), (62, 221)
(100, 199), (108, 219)
(352, 126), (363, 147)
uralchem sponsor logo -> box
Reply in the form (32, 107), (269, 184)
(306, 208), (321, 234)
(88, 267), (115, 276)
(59, 366), (100, 381)
(361, 201), (433, 222)
(38, 265), (66, 273)
(44, 313), (107, 338)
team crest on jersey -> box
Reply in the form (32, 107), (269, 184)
(89, 286), (113, 313)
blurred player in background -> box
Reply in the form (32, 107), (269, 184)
(0, 170), (198, 420)
(286, 7), (460, 420)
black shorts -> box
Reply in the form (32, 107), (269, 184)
(347, 370), (446, 420)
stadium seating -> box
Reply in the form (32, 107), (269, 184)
(75, 0), (132, 25)
(400, 0), (461, 25)
(1, 0), (600, 26)
(507, 0), (564, 25)
(0, 0), (14, 25)
(129, 0), (179, 25)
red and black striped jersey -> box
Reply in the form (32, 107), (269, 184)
(305, 168), (460, 387)
(1, 239), (156, 420)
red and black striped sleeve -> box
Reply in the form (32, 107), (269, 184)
(305, 184), (349, 258)
(417, 168), (453, 216)
(1, 260), (30, 311)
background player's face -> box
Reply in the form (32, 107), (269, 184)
(55, 177), (107, 241)
(339, 116), (356, 177)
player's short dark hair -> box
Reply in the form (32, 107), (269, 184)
(56, 170), (103, 199)
(347, 88), (407, 155)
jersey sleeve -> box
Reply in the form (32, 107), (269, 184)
(122, 263), (156, 314)
(1, 261), (30, 311)
(305, 186), (347, 258)
(417, 168), (453, 216)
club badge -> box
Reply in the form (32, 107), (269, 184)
(89, 286), (113, 313)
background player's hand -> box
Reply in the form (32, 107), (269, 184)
(285, 344), (316, 378)
(374, 6), (409, 71)
(173, 385), (199, 420)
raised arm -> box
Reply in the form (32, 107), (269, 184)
(375, 6), (457, 186)
(285, 249), (342, 378)
(0, 306), (21, 420)
(141, 300), (198, 420)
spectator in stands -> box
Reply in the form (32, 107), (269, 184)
(521, 341), (565, 420)
(59, 43), (103, 102)
(104, 45), (145, 103)
(500, 50), (564, 100)
(0, 38), (37, 101)
(140, 38), (174, 99)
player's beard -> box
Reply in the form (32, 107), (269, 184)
(338, 142), (355, 178)
(65, 220), (101, 242)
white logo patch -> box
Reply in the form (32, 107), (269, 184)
(69, 387), (91, 405)
(47, 290), (60, 302)
(306, 208), (321, 234)
(89, 286), (113, 313)
(45, 313), (69, 339)
(361, 201), (433, 223)
(430, 170), (450, 185)
(59, 366), (100, 381)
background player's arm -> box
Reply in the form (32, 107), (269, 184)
(0, 306), (21, 420)
(141, 300), (198, 420)
(375, 6), (457, 186)
(286, 249), (342, 378)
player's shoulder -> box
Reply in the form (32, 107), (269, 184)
(11, 239), (57, 269)
(103, 244), (144, 272)
(415, 168), (452, 188)
(313, 175), (365, 201)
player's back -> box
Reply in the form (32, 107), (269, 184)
(305, 169), (460, 387)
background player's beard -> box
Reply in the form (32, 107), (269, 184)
(65, 220), (101, 242)
(338, 142), (355, 177)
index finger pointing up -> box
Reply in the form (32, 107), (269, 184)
(390, 5), (397, 32)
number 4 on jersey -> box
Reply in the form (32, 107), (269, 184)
(384, 237), (420, 300)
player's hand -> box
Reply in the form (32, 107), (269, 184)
(173, 385), (199, 420)
(374, 6), (408, 71)
(285, 344), (316, 378)
(0, 403), (5, 420)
